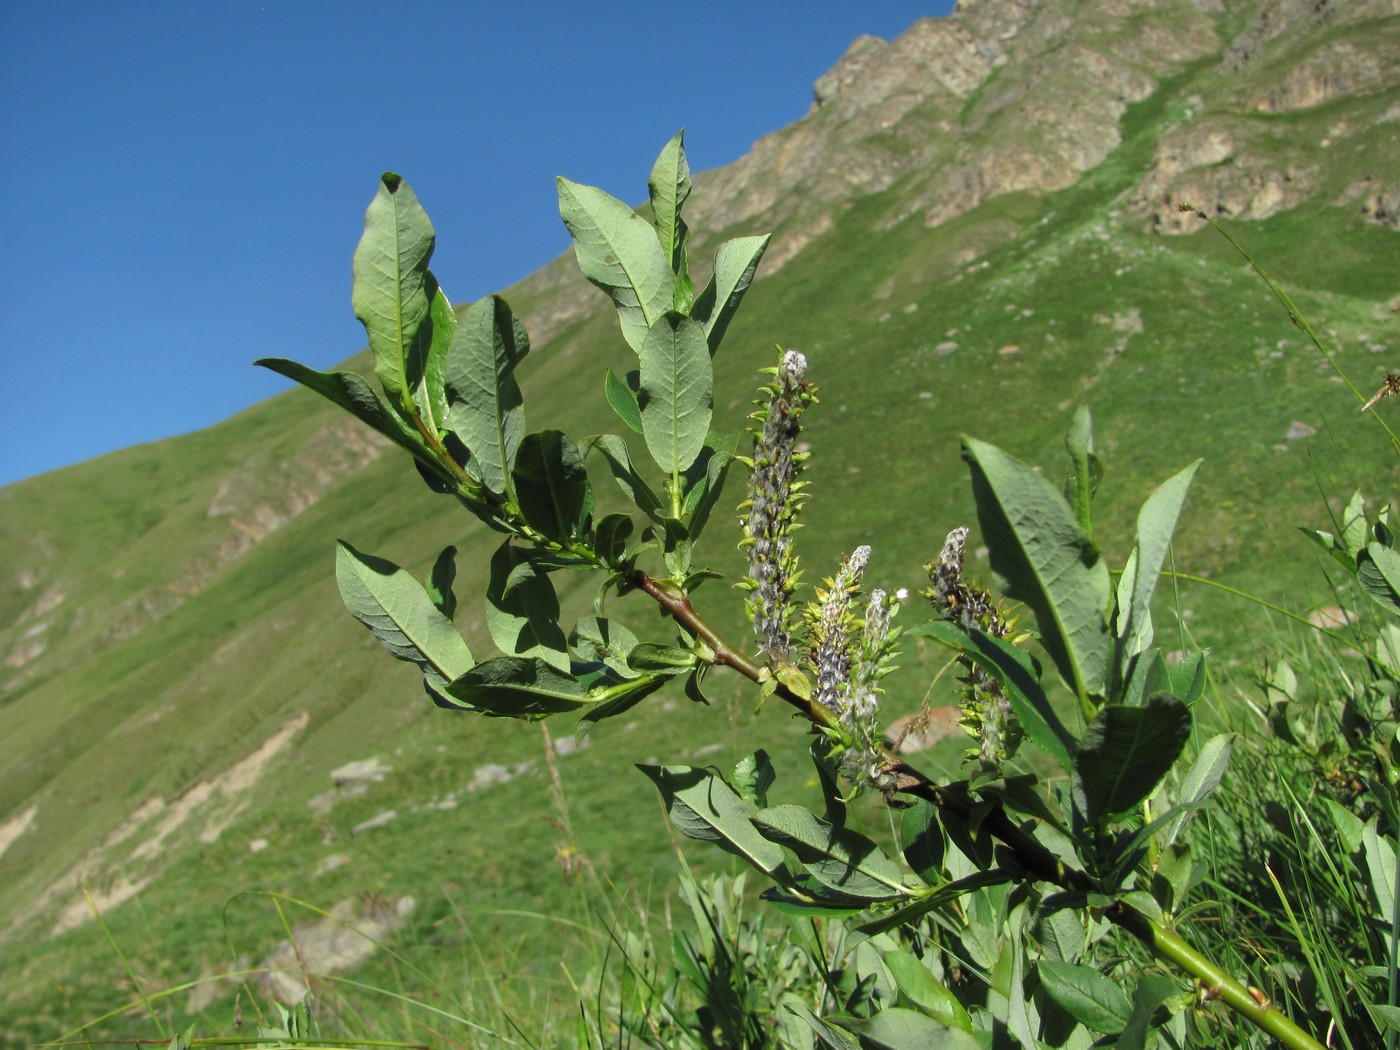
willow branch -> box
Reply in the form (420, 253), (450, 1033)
(629, 569), (837, 729)
(628, 567), (1327, 1049)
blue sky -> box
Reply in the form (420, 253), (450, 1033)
(0, 1), (954, 487)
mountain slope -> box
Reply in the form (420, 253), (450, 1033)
(2, 0), (1397, 1039)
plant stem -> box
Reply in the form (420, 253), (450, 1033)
(629, 570), (836, 730)
(1109, 903), (1326, 1050)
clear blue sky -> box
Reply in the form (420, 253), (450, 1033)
(0, 1), (954, 487)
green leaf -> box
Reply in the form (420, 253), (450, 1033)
(576, 669), (669, 733)
(981, 773), (1069, 828)
(638, 764), (787, 878)
(444, 295), (528, 497)
(648, 130), (692, 308)
(809, 739), (848, 829)
(1036, 960), (1131, 1033)
(583, 433), (663, 518)
(441, 656), (585, 717)
(1301, 525), (1357, 570)
(1117, 461), (1200, 665)
(485, 542), (570, 671)
(569, 616), (640, 677)
(831, 1007), (980, 1050)
(1118, 973), (1176, 1050)
(558, 176), (674, 354)
(576, 673), (666, 740)
(993, 906), (1035, 1049)
(1114, 548), (1146, 675)
(692, 235), (771, 355)
(1153, 840), (1196, 913)
(680, 433), (737, 535)
(628, 642), (697, 673)
(1362, 820), (1396, 923)
(1162, 732), (1232, 846)
(883, 953), (973, 1033)
(962, 436), (1112, 700)
(1341, 489), (1369, 556)
(752, 805), (910, 901)
(1324, 798), (1366, 854)
(731, 751), (775, 809)
(1072, 693), (1192, 825)
(1378, 623), (1400, 675)
(761, 880), (873, 915)
(853, 871), (1011, 943)
(426, 545), (457, 621)
(659, 517), (694, 580)
(255, 358), (432, 462)
(639, 312), (713, 480)
(1375, 1005), (1400, 1035)
(1359, 541), (1400, 614)
(417, 286), (456, 437)
(900, 801), (945, 885)
(683, 663), (712, 705)
(1063, 405), (1104, 538)
(1167, 650), (1207, 703)
(910, 620), (1075, 770)
(335, 541), (474, 688)
(604, 368), (644, 433)
(1031, 905), (1086, 964)
(1108, 804), (1206, 895)
(785, 1001), (863, 1050)
(351, 173), (440, 411)
(1121, 648), (1170, 707)
(512, 430), (592, 542)
(592, 513), (635, 566)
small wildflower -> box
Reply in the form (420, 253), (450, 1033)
(738, 349), (816, 662)
(924, 527), (1023, 771)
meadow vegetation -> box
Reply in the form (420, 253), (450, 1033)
(34, 136), (1398, 1049)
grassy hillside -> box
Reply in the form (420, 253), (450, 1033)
(1, 1), (1397, 1043)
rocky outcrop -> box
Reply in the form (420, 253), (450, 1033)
(1133, 110), (1317, 232)
(1223, 0), (1400, 73)
(1125, 0), (1399, 232)
(675, 0), (1230, 262)
(1339, 175), (1400, 229)
(1246, 38), (1393, 112)
(508, 0), (1397, 329)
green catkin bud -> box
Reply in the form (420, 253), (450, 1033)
(738, 349), (815, 663)
(924, 527), (1023, 771)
